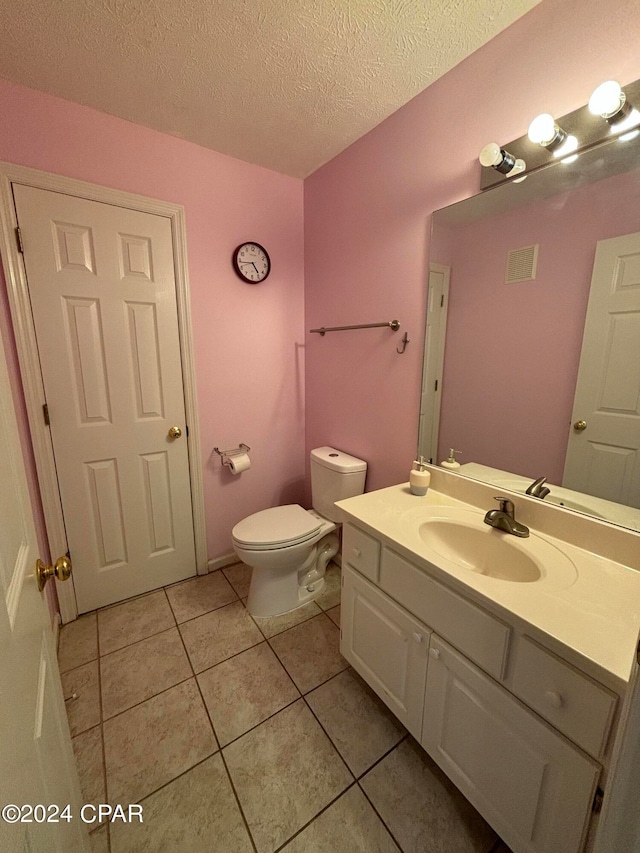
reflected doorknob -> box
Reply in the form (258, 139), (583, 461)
(168, 426), (182, 439)
(36, 556), (72, 592)
(573, 420), (587, 431)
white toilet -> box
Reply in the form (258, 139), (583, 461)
(232, 446), (367, 618)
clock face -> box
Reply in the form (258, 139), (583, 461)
(233, 242), (271, 283)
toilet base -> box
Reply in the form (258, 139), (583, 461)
(245, 532), (339, 619)
(247, 572), (327, 619)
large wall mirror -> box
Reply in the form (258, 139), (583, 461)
(419, 131), (640, 532)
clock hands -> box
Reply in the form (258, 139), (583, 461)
(239, 261), (261, 273)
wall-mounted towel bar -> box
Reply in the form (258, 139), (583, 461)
(309, 320), (400, 336)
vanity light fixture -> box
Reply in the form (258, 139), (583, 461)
(479, 143), (527, 182)
(527, 113), (578, 162)
(588, 80), (640, 141)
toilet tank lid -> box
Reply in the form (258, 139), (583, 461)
(311, 446), (367, 473)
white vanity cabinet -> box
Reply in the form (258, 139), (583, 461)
(340, 522), (608, 853)
(423, 635), (600, 853)
(340, 565), (429, 737)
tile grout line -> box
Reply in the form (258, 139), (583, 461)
(101, 588), (226, 832)
(173, 593), (241, 627)
(270, 780), (361, 853)
(97, 615), (302, 730)
(171, 588), (259, 853)
(261, 579), (409, 851)
(94, 611), (110, 850)
(170, 572), (350, 851)
(356, 779), (406, 852)
(99, 608), (220, 828)
(78, 567), (450, 853)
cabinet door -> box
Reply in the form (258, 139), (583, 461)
(341, 565), (429, 738)
(422, 636), (600, 853)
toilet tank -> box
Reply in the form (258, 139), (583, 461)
(310, 446), (367, 522)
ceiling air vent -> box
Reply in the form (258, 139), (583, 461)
(505, 244), (538, 284)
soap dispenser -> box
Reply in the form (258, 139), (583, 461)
(410, 456), (431, 495)
(441, 448), (461, 470)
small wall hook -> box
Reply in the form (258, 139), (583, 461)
(397, 331), (410, 354)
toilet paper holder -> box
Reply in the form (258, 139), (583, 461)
(213, 443), (251, 467)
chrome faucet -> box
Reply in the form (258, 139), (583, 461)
(484, 497), (530, 538)
(526, 476), (551, 499)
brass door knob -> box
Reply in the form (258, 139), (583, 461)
(573, 420), (587, 432)
(36, 556), (72, 592)
(168, 426), (182, 439)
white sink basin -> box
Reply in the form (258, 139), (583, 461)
(419, 518), (541, 582)
(414, 507), (577, 588)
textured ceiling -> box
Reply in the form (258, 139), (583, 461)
(0, 0), (541, 178)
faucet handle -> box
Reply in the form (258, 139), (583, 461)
(494, 496), (515, 515)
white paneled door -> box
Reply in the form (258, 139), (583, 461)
(0, 323), (88, 852)
(14, 185), (196, 612)
(563, 231), (640, 507)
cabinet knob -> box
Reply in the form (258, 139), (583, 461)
(353, 548), (361, 558)
(545, 690), (564, 709)
(429, 647), (440, 660)
(412, 632), (424, 644)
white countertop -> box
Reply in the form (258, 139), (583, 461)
(336, 483), (640, 689)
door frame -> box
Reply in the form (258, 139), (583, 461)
(418, 262), (450, 463)
(0, 162), (207, 623)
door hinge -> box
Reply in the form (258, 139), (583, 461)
(42, 403), (50, 426)
(440, 294), (444, 307)
(15, 227), (24, 254)
(592, 787), (604, 814)
(637, 637), (640, 666)
(186, 424), (189, 437)
(434, 379), (438, 391)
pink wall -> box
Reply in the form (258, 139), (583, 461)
(0, 78), (305, 569)
(436, 170), (640, 482)
(304, 0), (640, 492)
(4, 0), (640, 613)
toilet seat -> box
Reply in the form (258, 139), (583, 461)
(232, 504), (323, 550)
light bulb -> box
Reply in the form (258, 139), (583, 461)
(479, 143), (503, 168)
(589, 80), (624, 118)
(479, 144), (527, 181)
(528, 113), (557, 145)
(478, 142), (524, 176)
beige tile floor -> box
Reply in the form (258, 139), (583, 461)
(59, 562), (513, 853)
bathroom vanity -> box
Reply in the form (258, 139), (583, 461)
(336, 469), (640, 853)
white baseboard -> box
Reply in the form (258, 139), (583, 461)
(209, 552), (341, 573)
(208, 553), (240, 572)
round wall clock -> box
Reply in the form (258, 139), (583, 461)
(232, 242), (271, 283)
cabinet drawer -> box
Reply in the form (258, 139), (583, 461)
(343, 523), (380, 582)
(509, 637), (617, 759)
(380, 547), (510, 680)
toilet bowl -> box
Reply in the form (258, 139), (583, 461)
(232, 447), (367, 618)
